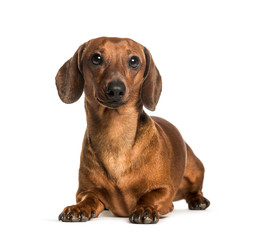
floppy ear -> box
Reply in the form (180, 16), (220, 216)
(141, 47), (162, 111)
(55, 44), (86, 104)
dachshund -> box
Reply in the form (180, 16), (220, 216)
(56, 37), (210, 224)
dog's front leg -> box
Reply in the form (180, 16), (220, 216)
(129, 188), (174, 224)
(58, 192), (104, 222)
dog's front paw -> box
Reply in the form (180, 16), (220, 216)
(58, 204), (95, 222)
(129, 206), (159, 224)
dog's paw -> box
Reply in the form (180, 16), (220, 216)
(188, 196), (210, 210)
(129, 206), (159, 224)
(58, 204), (95, 222)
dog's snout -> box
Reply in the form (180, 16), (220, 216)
(106, 81), (126, 101)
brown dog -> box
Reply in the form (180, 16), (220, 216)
(56, 37), (210, 224)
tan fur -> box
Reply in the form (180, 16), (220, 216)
(56, 37), (210, 224)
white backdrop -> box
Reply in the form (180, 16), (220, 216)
(0, 0), (252, 239)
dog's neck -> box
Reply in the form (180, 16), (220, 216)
(84, 99), (145, 180)
(85, 100), (140, 151)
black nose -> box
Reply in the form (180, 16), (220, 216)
(106, 81), (126, 101)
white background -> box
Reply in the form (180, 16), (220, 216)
(0, 0), (252, 239)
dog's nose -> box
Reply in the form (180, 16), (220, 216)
(106, 81), (126, 101)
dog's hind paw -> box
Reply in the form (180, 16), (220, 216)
(187, 195), (210, 210)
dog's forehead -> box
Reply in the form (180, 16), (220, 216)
(86, 37), (144, 56)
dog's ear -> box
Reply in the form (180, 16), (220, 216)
(55, 44), (86, 104)
(141, 47), (162, 111)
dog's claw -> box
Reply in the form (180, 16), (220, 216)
(90, 210), (95, 219)
(78, 212), (83, 221)
(129, 213), (135, 223)
(58, 212), (65, 221)
(75, 211), (89, 222)
(143, 211), (152, 224)
(134, 213), (142, 224)
(143, 215), (152, 224)
(153, 213), (158, 224)
(67, 212), (73, 220)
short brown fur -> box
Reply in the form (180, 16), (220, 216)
(56, 37), (210, 224)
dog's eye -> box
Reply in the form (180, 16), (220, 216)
(91, 53), (103, 65)
(128, 56), (140, 69)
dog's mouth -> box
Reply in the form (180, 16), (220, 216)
(96, 97), (127, 108)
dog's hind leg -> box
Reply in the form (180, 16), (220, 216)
(174, 144), (210, 210)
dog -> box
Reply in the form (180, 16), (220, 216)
(56, 37), (210, 224)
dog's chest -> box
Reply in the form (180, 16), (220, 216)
(89, 110), (142, 180)
(100, 146), (132, 180)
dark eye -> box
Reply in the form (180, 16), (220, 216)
(128, 56), (140, 69)
(91, 53), (103, 65)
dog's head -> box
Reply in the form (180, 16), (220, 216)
(56, 37), (162, 111)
